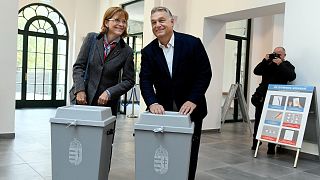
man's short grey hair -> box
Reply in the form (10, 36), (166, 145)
(275, 47), (286, 54)
(151, 6), (173, 19)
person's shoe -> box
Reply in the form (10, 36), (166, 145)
(251, 140), (262, 150)
(267, 147), (276, 155)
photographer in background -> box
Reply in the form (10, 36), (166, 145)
(251, 47), (296, 154)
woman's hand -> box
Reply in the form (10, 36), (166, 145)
(76, 91), (87, 104)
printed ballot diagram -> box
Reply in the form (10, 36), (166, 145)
(282, 112), (303, 129)
(256, 85), (314, 148)
(286, 96), (306, 112)
(268, 95), (286, 110)
(278, 128), (299, 146)
(261, 125), (280, 142)
(264, 110), (283, 126)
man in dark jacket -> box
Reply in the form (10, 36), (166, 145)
(139, 6), (212, 180)
(251, 47), (296, 154)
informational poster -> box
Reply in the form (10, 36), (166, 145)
(256, 85), (314, 148)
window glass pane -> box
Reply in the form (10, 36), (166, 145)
(38, 29), (45, 33)
(28, 36), (36, 52)
(43, 21), (52, 31)
(57, 23), (66, 35)
(29, 24), (38, 32)
(48, 11), (59, 24)
(35, 84), (43, 100)
(46, 27), (54, 34)
(135, 36), (143, 51)
(27, 68), (35, 84)
(37, 37), (45, 53)
(16, 67), (22, 84)
(38, 20), (46, 30)
(36, 69), (44, 84)
(58, 40), (66, 55)
(36, 53), (45, 68)
(26, 83), (35, 100)
(27, 52), (36, 68)
(36, 6), (48, 17)
(136, 53), (141, 73)
(57, 55), (66, 69)
(16, 84), (21, 100)
(17, 51), (23, 68)
(123, 1), (144, 34)
(240, 40), (247, 85)
(57, 70), (65, 84)
(56, 84), (65, 100)
(23, 6), (36, 19)
(17, 34), (23, 51)
(30, 21), (40, 32)
(129, 37), (134, 47)
(44, 69), (52, 84)
(45, 38), (53, 53)
(45, 54), (53, 69)
(44, 85), (51, 100)
(18, 17), (27, 30)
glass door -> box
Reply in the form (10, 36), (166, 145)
(223, 37), (249, 121)
(17, 4), (69, 108)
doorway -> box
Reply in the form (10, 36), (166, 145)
(223, 19), (251, 121)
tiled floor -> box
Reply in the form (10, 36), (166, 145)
(0, 108), (319, 180)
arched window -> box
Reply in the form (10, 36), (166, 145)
(16, 3), (69, 108)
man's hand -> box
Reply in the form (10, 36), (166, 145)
(179, 101), (197, 115)
(272, 58), (283, 65)
(265, 54), (270, 60)
(76, 91), (87, 104)
(98, 91), (109, 105)
(149, 103), (165, 114)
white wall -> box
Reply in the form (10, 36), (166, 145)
(283, 0), (320, 154)
(0, 0), (18, 136)
(283, 1), (320, 89)
(248, 15), (285, 119)
(273, 14), (284, 46)
(203, 19), (226, 129)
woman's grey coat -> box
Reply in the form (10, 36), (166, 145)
(72, 32), (135, 105)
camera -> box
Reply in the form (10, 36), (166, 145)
(268, 53), (280, 60)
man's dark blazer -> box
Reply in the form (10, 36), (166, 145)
(139, 31), (212, 121)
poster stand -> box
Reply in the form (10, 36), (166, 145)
(254, 85), (318, 168)
(221, 84), (252, 134)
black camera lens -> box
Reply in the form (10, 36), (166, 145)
(268, 53), (280, 60)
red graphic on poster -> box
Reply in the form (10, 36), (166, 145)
(261, 135), (277, 142)
(278, 139), (296, 146)
(282, 122), (300, 129)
